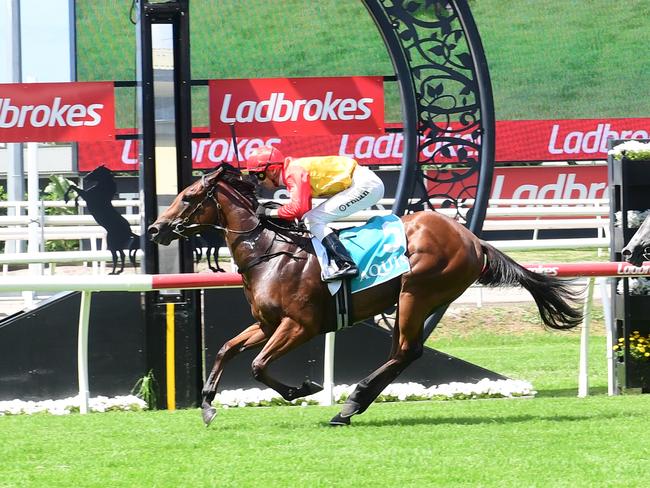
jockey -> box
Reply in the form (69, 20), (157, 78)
(245, 145), (385, 282)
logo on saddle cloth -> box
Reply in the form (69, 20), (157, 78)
(340, 214), (410, 293)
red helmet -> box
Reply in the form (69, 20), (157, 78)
(245, 146), (285, 172)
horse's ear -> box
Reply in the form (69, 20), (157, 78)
(204, 166), (225, 185)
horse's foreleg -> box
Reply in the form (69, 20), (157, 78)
(201, 323), (268, 426)
(330, 294), (424, 426)
(251, 317), (322, 401)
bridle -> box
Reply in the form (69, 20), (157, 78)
(170, 166), (309, 274)
(171, 171), (260, 238)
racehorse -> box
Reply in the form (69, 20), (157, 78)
(621, 215), (650, 266)
(64, 165), (139, 274)
(148, 163), (582, 426)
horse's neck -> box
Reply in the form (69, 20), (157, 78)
(219, 205), (280, 273)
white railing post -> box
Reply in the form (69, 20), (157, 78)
(318, 332), (336, 406)
(578, 277), (595, 398)
(599, 277), (617, 396)
(77, 290), (93, 414)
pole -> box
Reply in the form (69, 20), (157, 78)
(5, 0), (24, 254)
(319, 332), (336, 406)
(26, 143), (42, 260)
(23, 142), (43, 306)
(599, 277), (617, 395)
(77, 291), (93, 414)
(577, 277), (595, 398)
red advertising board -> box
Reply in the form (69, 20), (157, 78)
(209, 76), (384, 137)
(496, 118), (650, 162)
(79, 118), (650, 172)
(426, 165), (608, 200)
(0, 81), (115, 143)
(489, 165), (607, 200)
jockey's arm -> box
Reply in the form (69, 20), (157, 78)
(275, 164), (312, 220)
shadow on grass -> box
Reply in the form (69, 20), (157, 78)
(331, 410), (626, 429)
(536, 386), (609, 398)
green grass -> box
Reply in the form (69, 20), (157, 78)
(505, 247), (611, 265)
(2, 395), (649, 487)
(435, 330), (608, 395)
(75, 0), (650, 126)
(1, 298), (640, 487)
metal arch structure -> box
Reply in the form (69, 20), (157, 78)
(364, 0), (495, 338)
(364, 0), (495, 229)
(134, 0), (495, 404)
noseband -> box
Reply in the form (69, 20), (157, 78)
(172, 172), (260, 238)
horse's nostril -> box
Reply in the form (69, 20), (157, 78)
(148, 225), (160, 236)
(622, 249), (631, 257)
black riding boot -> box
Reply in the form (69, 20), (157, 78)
(322, 233), (359, 282)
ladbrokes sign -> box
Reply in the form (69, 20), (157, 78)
(209, 76), (384, 137)
(0, 81), (115, 143)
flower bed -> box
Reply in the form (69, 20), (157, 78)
(0, 395), (147, 416)
(609, 140), (650, 161)
(215, 379), (536, 408)
(0, 379), (536, 415)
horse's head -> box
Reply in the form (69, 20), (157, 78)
(148, 163), (258, 246)
(622, 215), (650, 267)
(84, 165), (113, 183)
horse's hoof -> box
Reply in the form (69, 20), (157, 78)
(329, 413), (351, 426)
(339, 400), (361, 418)
(202, 406), (218, 427)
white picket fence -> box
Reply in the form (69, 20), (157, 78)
(1, 197), (610, 276)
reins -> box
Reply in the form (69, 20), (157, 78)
(172, 173), (260, 238)
(174, 168), (309, 274)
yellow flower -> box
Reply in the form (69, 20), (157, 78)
(613, 345), (620, 351)
(640, 338), (646, 343)
(645, 353), (650, 357)
(619, 338), (625, 342)
(633, 331), (640, 336)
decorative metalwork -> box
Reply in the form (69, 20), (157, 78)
(366, 0), (494, 232)
(364, 0), (494, 338)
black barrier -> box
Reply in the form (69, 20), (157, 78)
(0, 291), (145, 401)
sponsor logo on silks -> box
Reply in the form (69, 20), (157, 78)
(337, 190), (370, 212)
(339, 215), (410, 293)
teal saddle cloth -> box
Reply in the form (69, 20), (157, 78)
(339, 214), (411, 293)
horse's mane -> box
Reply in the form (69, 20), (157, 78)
(216, 163), (310, 240)
(217, 163), (258, 208)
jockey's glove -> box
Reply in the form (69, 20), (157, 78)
(255, 205), (277, 219)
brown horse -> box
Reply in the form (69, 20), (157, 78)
(148, 163), (582, 426)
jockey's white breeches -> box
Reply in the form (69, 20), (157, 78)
(303, 165), (385, 241)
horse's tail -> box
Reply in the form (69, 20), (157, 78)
(128, 233), (140, 268)
(477, 241), (583, 330)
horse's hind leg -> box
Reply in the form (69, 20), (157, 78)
(111, 249), (125, 274)
(251, 317), (323, 401)
(330, 293), (425, 426)
(201, 322), (268, 426)
(129, 238), (138, 268)
(109, 250), (119, 274)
